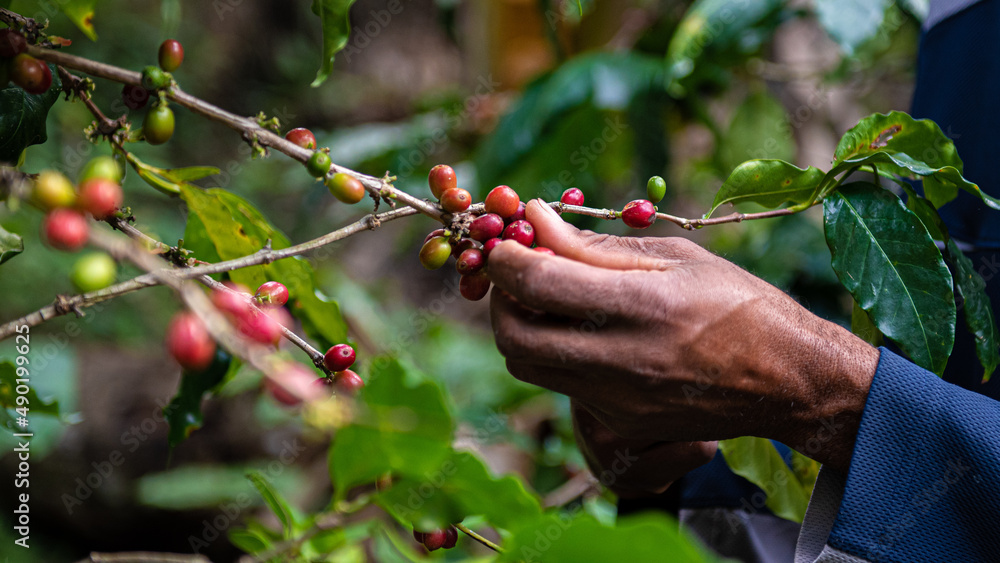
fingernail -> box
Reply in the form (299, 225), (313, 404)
(533, 198), (559, 217)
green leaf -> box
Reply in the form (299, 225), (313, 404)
(247, 470), (296, 538)
(164, 349), (235, 447)
(0, 67), (62, 163)
(160, 165), (221, 183)
(0, 224), (23, 266)
(824, 182), (956, 375)
(851, 301), (884, 347)
(718, 91), (795, 174)
(706, 160), (824, 217)
(377, 451), (542, 532)
(901, 185), (947, 243)
(310, 0), (359, 87)
(228, 528), (272, 554)
(719, 437), (811, 523)
(814, 0), (888, 55)
(330, 358), (454, 502)
(180, 185), (267, 289)
(0, 361), (60, 432)
(944, 240), (1000, 382)
(60, 0), (98, 41)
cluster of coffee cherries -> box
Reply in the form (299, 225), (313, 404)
(120, 39), (184, 146)
(281, 126), (369, 206)
(413, 526), (459, 552)
(0, 29), (52, 94)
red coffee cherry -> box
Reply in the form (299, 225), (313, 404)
(621, 199), (657, 229)
(468, 213), (504, 242)
(158, 39), (184, 72)
(254, 281), (289, 307)
(211, 284), (253, 320)
(239, 307), (290, 345)
(77, 178), (123, 220)
(285, 127), (317, 150)
(482, 238), (502, 259)
(443, 527), (458, 549)
(440, 188), (471, 213)
(502, 220), (535, 247)
(327, 172), (366, 204)
(43, 209), (89, 251)
(534, 247), (556, 255)
(419, 236), (451, 270)
(460, 271), (491, 301)
(166, 312), (216, 370)
(333, 369), (364, 395)
(456, 248), (485, 275)
(266, 363), (324, 407)
(420, 529), (450, 551)
(428, 164), (457, 199)
(0, 29), (27, 58)
(507, 202), (526, 223)
(121, 84), (150, 110)
(10, 54), (51, 94)
(450, 237), (480, 258)
(560, 188), (584, 206)
(323, 344), (356, 372)
(484, 185), (520, 218)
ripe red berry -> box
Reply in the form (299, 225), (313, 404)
(440, 188), (471, 213)
(0, 29), (27, 58)
(502, 220), (535, 247)
(144, 103), (175, 145)
(422, 529), (450, 551)
(456, 248), (485, 275)
(43, 209), (89, 251)
(484, 185), (520, 218)
(327, 172), (366, 204)
(285, 127), (317, 150)
(428, 164), (457, 199)
(534, 247), (556, 255)
(239, 307), (290, 345)
(333, 369), (364, 395)
(560, 188), (584, 206)
(443, 527), (458, 549)
(77, 178), (123, 220)
(323, 344), (356, 372)
(621, 199), (657, 229)
(166, 312), (216, 370)
(121, 84), (150, 110)
(460, 271), (491, 301)
(266, 364), (324, 407)
(158, 39), (184, 72)
(508, 202), (526, 223)
(307, 151), (332, 178)
(468, 213), (504, 242)
(211, 285), (252, 320)
(419, 236), (451, 270)
(254, 281), (289, 307)
(482, 238), (502, 259)
(450, 237), (480, 258)
(10, 54), (51, 94)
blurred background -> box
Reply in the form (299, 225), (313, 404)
(0, 0), (922, 560)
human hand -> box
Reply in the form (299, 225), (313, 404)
(488, 200), (879, 472)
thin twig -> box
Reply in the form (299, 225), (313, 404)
(455, 523), (503, 553)
(656, 207), (801, 230)
(75, 553), (210, 563)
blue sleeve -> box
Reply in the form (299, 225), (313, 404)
(797, 348), (1000, 561)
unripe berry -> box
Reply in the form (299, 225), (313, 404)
(166, 312), (216, 370)
(254, 281), (289, 307)
(428, 164), (457, 199)
(285, 127), (316, 150)
(484, 185), (520, 218)
(307, 151), (332, 178)
(333, 369), (364, 395)
(10, 54), (51, 94)
(460, 271), (491, 301)
(323, 343), (356, 372)
(327, 172), (366, 204)
(0, 29), (27, 58)
(32, 171), (76, 210)
(266, 363), (324, 407)
(43, 209), (88, 251)
(440, 188), (471, 213)
(141, 65), (170, 90)
(621, 199), (656, 229)
(482, 238), (502, 259)
(508, 202), (526, 223)
(122, 84), (150, 110)
(450, 237), (480, 258)
(646, 176), (667, 204)
(212, 284), (252, 320)
(468, 213), (504, 242)
(71, 252), (117, 292)
(560, 188), (584, 206)
(158, 39), (184, 72)
(424, 228), (448, 244)
(419, 236), (451, 270)
(79, 155), (123, 183)
(77, 178), (123, 220)
(534, 247), (556, 256)
(144, 103), (175, 145)
(456, 248), (484, 275)
(502, 220), (535, 247)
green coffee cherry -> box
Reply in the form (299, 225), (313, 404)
(141, 65), (171, 90)
(646, 176), (666, 204)
(79, 155), (123, 184)
(71, 252), (117, 292)
(307, 151), (332, 178)
(419, 237), (451, 270)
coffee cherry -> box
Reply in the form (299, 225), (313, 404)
(482, 238), (502, 259)
(43, 209), (88, 251)
(327, 172), (366, 204)
(211, 284), (252, 320)
(239, 307), (290, 345)
(419, 236), (451, 270)
(456, 248), (484, 275)
(158, 39), (184, 72)
(460, 271), (491, 301)
(333, 369), (364, 395)
(422, 529), (450, 551)
(443, 527), (458, 549)
(141, 65), (170, 90)
(323, 343), (356, 372)
(307, 151), (332, 178)
(77, 178), (123, 220)
(502, 220), (535, 247)
(166, 312), (216, 370)
(10, 54), (51, 94)
(144, 103), (175, 145)
(646, 176), (666, 204)
(450, 237), (480, 258)
(254, 281), (289, 308)
(121, 84), (150, 110)
(266, 364), (324, 407)
(534, 247), (556, 256)
(484, 185), (520, 218)
(621, 199), (656, 229)
(440, 188), (471, 213)
(560, 188), (584, 206)
(428, 164), (457, 199)
(508, 202), (526, 223)
(71, 252), (117, 292)
(0, 29), (27, 58)
(285, 127), (316, 150)
(32, 171), (76, 210)
(424, 228), (448, 244)
(468, 213), (504, 242)
(79, 155), (123, 183)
